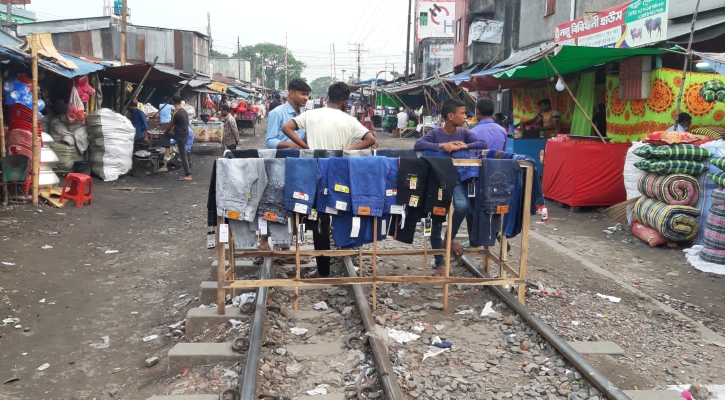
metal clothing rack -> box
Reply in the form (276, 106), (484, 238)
(214, 158), (535, 315)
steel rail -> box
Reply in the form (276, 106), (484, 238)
(460, 255), (630, 400)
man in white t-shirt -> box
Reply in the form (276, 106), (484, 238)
(305, 97), (315, 113)
(397, 107), (409, 130)
(281, 82), (377, 150)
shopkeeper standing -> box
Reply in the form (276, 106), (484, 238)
(518, 98), (559, 138)
(668, 113), (692, 132)
(128, 100), (149, 142)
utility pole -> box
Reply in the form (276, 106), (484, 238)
(237, 36), (241, 80)
(6, 1), (12, 25)
(207, 12), (212, 58)
(121, 0), (127, 65)
(285, 32), (288, 89)
(333, 43), (336, 81)
(348, 43), (368, 81)
(405, 0), (413, 83)
(330, 44), (333, 86)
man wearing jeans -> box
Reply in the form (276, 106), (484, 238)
(164, 94), (192, 181)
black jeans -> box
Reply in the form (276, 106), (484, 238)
(308, 213), (331, 276)
(175, 135), (191, 176)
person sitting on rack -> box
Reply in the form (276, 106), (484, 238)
(413, 98), (488, 277)
(517, 98), (559, 138)
(668, 112), (692, 132)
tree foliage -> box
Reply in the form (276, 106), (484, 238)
(308, 76), (334, 98)
(234, 43), (306, 89)
(211, 50), (229, 59)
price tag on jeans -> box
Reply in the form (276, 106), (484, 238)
(334, 183), (350, 193)
(381, 219), (387, 235)
(258, 218), (268, 235)
(409, 177), (418, 190)
(335, 200), (348, 211)
(351, 217), (361, 238)
(409, 196), (419, 208)
(293, 191), (309, 201)
(308, 209), (318, 221)
(226, 210), (241, 220)
(496, 205), (509, 214)
(298, 224), (306, 243)
(324, 206), (339, 215)
(386, 189), (397, 197)
(432, 206), (446, 216)
(219, 224), (229, 243)
(390, 205), (405, 215)
(422, 218), (432, 237)
(438, 188), (443, 201)
(207, 230), (216, 249)
(294, 203), (308, 214)
(468, 180), (476, 198)
(357, 206), (371, 216)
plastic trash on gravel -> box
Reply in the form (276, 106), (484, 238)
(387, 328), (420, 344)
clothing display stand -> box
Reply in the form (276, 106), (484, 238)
(214, 159), (535, 315)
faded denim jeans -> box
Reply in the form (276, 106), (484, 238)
(471, 159), (521, 247)
(257, 159), (288, 224)
(430, 185), (469, 266)
(216, 158), (267, 222)
(349, 157), (389, 217)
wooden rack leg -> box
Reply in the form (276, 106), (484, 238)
(518, 165), (534, 305)
(216, 216), (226, 316)
(372, 216), (378, 311)
(294, 213), (300, 311)
(359, 247), (363, 278)
(484, 246), (492, 276)
(500, 217), (507, 279)
(229, 234), (237, 298)
(443, 203), (454, 311)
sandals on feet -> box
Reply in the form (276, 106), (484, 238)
(433, 266), (446, 277)
(450, 241), (464, 260)
(305, 270), (328, 279)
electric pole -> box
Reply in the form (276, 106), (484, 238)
(330, 44), (333, 86)
(207, 12), (212, 58)
(348, 43), (368, 81)
(333, 43), (336, 81)
(237, 36), (241, 81)
(405, 0), (412, 83)
(285, 32), (288, 89)
(121, 0), (127, 65)
(6, 1), (12, 25)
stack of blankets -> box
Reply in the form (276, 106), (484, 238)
(701, 159), (725, 264)
(632, 144), (709, 245)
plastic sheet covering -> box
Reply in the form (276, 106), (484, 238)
(86, 108), (134, 182)
(684, 245), (725, 275)
(6, 129), (33, 169)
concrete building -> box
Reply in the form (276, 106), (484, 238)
(453, 0), (517, 73)
(16, 16), (210, 74)
(418, 37), (454, 79)
(414, 0), (456, 79)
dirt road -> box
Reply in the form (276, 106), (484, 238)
(1, 124), (724, 399)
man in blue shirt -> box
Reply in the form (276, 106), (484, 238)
(128, 100), (149, 142)
(470, 98), (507, 151)
(158, 97), (172, 125)
(265, 79), (311, 150)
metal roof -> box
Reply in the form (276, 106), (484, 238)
(228, 87), (250, 98)
(493, 42), (555, 69)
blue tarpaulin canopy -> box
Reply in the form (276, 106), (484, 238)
(0, 45), (105, 78)
(228, 86), (250, 98)
(697, 51), (725, 76)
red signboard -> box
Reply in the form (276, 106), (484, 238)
(554, 3), (628, 46)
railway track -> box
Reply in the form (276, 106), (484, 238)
(213, 248), (629, 400)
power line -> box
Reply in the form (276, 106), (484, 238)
(347, 43), (369, 81)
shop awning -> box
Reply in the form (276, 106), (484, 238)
(207, 81), (228, 93)
(192, 87), (219, 94)
(494, 46), (667, 80)
(101, 63), (198, 86)
(697, 51), (725, 76)
(446, 65), (490, 85)
(228, 86), (251, 98)
(0, 45), (105, 79)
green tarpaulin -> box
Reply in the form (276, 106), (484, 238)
(570, 71), (596, 135)
(494, 46), (667, 80)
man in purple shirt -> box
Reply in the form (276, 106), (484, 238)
(470, 98), (507, 151)
(414, 99), (487, 276)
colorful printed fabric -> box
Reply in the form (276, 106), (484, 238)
(607, 69), (725, 143)
(649, 160), (708, 176)
(700, 247), (725, 265)
(633, 197), (700, 242)
(691, 127), (725, 140)
(711, 158), (725, 171)
(637, 172), (700, 206)
(709, 172), (725, 187)
(651, 144), (711, 161)
(633, 144), (657, 159)
(703, 204), (725, 250)
(644, 131), (700, 146)
(712, 187), (725, 206)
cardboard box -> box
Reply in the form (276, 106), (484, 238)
(191, 122), (223, 143)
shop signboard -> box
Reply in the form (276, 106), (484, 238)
(554, 0), (667, 48)
(416, 0), (455, 41)
(468, 19), (504, 46)
(429, 44), (454, 59)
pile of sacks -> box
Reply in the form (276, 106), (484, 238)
(47, 114), (88, 174)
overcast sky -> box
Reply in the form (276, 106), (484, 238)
(24, 0), (411, 82)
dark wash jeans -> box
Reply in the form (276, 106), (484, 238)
(471, 159), (521, 247)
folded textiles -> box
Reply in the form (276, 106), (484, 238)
(691, 127), (725, 140)
(711, 157), (725, 170)
(637, 172), (700, 206)
(634, 197), (700, 242)
(700, 247), (725, 265)
(633, 143), (657, 159)
(634, 159), (708, 176)
(709, 172), (725, 187)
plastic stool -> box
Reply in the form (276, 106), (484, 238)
(59, 173), (93, 207)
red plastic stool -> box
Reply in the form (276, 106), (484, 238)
(59, 173), (93, 207)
